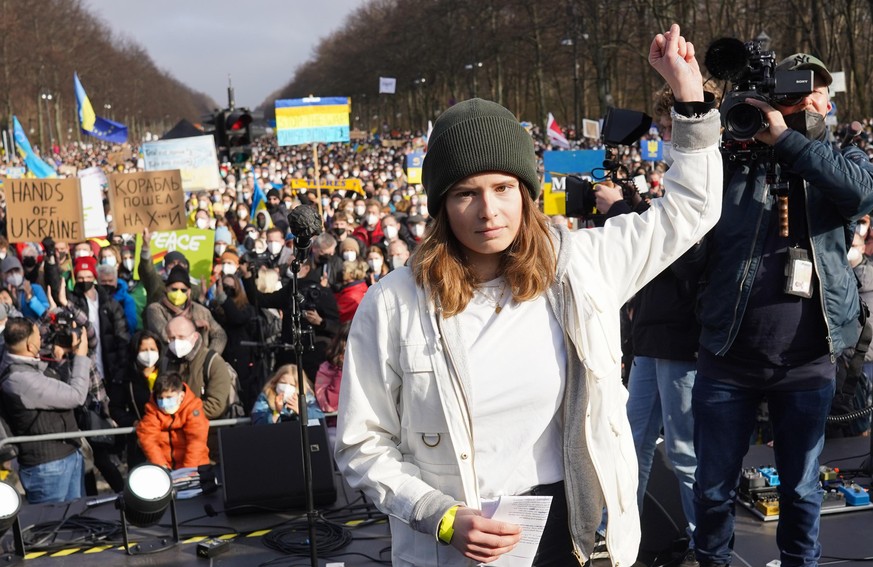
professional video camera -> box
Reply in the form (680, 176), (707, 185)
(705, 37), (815, 154)
(243, 249), (277, 271)
(45, 310), (82, 349)
(565, 107), (652, 221)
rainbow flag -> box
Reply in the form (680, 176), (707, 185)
(275, 97), (350, 146)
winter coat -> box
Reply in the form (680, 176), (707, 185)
(136, 383), (210, 470)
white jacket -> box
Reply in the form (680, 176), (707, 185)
(336, 108), (722, 567)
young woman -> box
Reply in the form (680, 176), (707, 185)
(335, 25), (722, 567)
(250, 364), (324, 424)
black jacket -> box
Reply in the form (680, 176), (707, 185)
(68, 287), (131, 382)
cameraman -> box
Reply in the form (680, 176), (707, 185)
(687, 54), (873, 567)
(241, 251), (340, 383)
(0, 317), (89, 503)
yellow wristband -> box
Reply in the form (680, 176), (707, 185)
(437, 505), (460, 544)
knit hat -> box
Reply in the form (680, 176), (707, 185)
(422, 98), (539, 216)
(220, 250), (240, 265)
(164, 250), (189, 268)
(214, 226), (232, 245)
(267, 188), (281, 200)
(165, 265), (190, 288)
(776, 53), (833, 87)
(0, 256), (22, 274)
(74, 256), (98, 278)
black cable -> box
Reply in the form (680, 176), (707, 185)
(20, 515), (123, 552)
(262, 514), (352, 556)
(819, 555), (873, 562)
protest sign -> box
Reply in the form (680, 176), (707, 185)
(107, 170), (187, 234)
(289, 178), (364, 196)
(134, 228), (215, 282)
(78, 167), (109, 238)
(142, 135), (220, 192)
(275, 97), (351, 146)
(406, 152), (424, 184)
(5, 178), (84, 242)
(3, 167), (26, 179)
(542, 150), (605, 216)
(108, 146), (133, 166)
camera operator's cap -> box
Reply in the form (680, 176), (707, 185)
(0, 256), (21, 274)
(776, 53), (833, 86)
(422, 98), (539, 217)
(74, 256), (97, 278)
(164, 251), (189, 268)
(166, 265), (190, 289)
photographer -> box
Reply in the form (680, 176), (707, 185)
(0, 317), (89, 503)
(687, 53), (873, 567)
(241, 248), (340, 384)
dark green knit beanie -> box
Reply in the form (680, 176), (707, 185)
(423, 98), (539, 216)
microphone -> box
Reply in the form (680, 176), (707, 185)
(841, 120), (863, 149)
(287, 205), (323, 251)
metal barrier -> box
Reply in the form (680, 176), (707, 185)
(0, 417), (252, 451)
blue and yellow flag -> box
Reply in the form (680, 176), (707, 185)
(250, 174), (273, 229)
(11, 116), (56, 178)
(74, 72), (128, 143)
(275, 97), (350, 146)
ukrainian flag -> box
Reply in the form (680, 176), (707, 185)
(74, 72), (128, 143)
(11, 116), (56, 178)
(275, 97), (350, 146)
(250, 174), (273, 229)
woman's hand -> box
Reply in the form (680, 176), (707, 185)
(648, 23), (704, 102)
(449, 507), (522, 563)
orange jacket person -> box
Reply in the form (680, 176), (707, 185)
(136, 372), (210, 470)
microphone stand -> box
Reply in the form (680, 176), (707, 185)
(288, 254), (318, 567)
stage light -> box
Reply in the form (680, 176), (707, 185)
(117, 464), (179, 555)
(0, 481), (25, 557)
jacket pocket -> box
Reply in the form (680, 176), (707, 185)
(399, 342), (451, 465)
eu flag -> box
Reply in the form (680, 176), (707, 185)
(74, 72), (128, 143)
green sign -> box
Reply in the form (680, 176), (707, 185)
(134, 228), (215, 283)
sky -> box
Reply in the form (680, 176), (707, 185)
(84, 0), (366, 109)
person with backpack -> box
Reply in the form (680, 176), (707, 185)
(162, 316), (234, 420)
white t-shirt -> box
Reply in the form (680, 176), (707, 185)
(456, 276), (566, 498)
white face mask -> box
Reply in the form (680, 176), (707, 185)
(378, 195), (390, 205)
(6, 273), (23, 288)
(275, 383), (296, 397)
(0, 250), (6, 260)
(365, 214), (379, 227)
(101, 255), (117, 267)
(390, 255), (405, 269)
(268, 241), (284, 255)
(342, 251), (357, 262)
(411, 224), (425, 237)
(123, 258), (135, 271)
(383, 225), (398, 240)
(367, 257), (383, 272)
(354, 206), (366, 216)
(222, 263), (238, 275)
(169, 338), (194, 358)
(215, 244), (228, 256)
(137, 350), (160, 367)
(196, 218), (210, 230)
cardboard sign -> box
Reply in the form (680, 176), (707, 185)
(107, 170), (187, 234)
(4, 178), (85, 242)
(108, 146), (133, 166)
(142, 135), (220, 192)
(133, 228), (215, 282)
(77, 167), (109, 238)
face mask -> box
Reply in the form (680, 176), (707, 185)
(215, 244), (228, 256)
(196, 218), (210, 230)
(75, 281), (94, 294)
(342, 251), (357, 262)
(225, 286), (237, 298)
(99, 284), (116, 296)
(268, 241), (283, 255)
(275, 383), (296, 397)
(411, 224), (425, 237)
(123, 258), (135, 271)
(379, 195), (390, 205)
(284, 200), (293, 208)
(137, 350), (160, 367)
(857, 223), (870, 238)
(848, 247), (863, 265)
(367, 257), (383, 272)
(167, 289), (188, 306)
(222, 262), (238, 275)
(354, 206), (366, 216)
(392, 194), (402, 203)
(199, 201), (210, 210)
(390, 255), (405, 269)
(238, 209), (248, 218)
(169, 338), (194, 358)
(366, 214), (379, 228)
(22, 257), (37, 269)
(383, 225), (398, 240)
(321, 198), (330, 207)
(0, 250), (6, 260)
(100, 255), (118, 267)
(783, 110), (827, 141)
(157, 395), (181, 415)
(6, 273), (23, 288)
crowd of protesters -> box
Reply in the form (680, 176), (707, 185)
(0, 114), (870, 511)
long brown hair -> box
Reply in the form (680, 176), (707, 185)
(412, 186), (556, 317)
